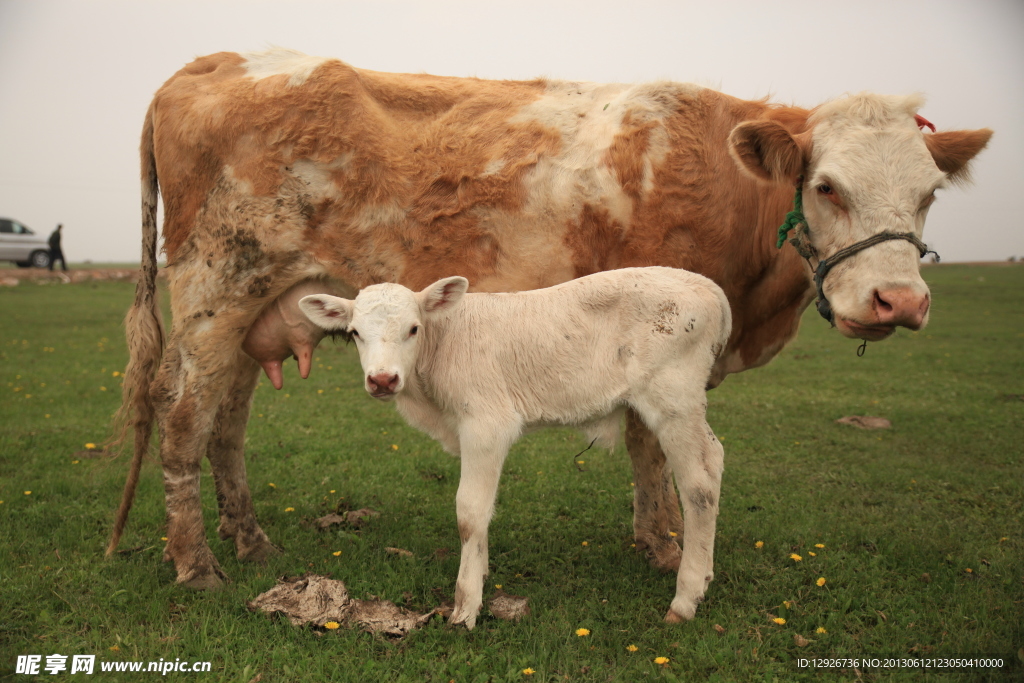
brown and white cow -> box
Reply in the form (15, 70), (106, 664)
(108, 48), (990, 592)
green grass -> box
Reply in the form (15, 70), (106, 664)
(1, 265), (1022, 682)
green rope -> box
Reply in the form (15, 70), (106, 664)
(776, 181), (806, 249)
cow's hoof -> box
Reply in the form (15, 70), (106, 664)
(664, 609), (686, 624)
(636, 536), (682, 573)
(448, 609), (478, 631)
(237, 538), (282, 564)
(178, 566), (227, 591)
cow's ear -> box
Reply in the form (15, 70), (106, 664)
(728, 120), (805, 184)
(298, 294), (354, 330)
(924, 128), (993, 185)
(420, 276), (469, 313)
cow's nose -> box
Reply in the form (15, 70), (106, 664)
(367, 372), (399, 394)
(873, 288), (930, 329)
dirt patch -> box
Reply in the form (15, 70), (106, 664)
(0, 267), (146, 286)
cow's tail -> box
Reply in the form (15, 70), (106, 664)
(106, 102), (165, 557)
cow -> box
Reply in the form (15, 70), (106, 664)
(106, 48), (991, 593)
(297, 267), (732, 628)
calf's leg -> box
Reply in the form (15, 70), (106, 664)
(450, 421), (517, 630)
(625, 410), (685, 572)
(657, 416), (723, 622)
(206, 352), (279, 563)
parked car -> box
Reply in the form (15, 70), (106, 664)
(0, 218), (51, 268)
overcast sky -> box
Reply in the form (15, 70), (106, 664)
(0, 0), (1021, 263)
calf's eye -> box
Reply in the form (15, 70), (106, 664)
(818, 184), (833, 195)
(410, 325), (419, 336)
(350, 328), (360, 338)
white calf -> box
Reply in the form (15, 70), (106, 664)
(299, 266), (732, 629)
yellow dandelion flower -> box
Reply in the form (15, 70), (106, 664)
(112, 371), (120, 377)
(816, 627), (827, 634)
(268, 483), (276, 488)
(317, 389), (324, 394)
(816, 577), (826, 587)
(495, 584), (503, 589)
(755, 541), (764, 549)
(522, 668), (535, 676)
(576, 460), (584, 465)
(324, 621), (340, 630)
(999, 537), (1008, 543)
(668, 531), (678, 537)
(284, 507), (295, 512)
(654, 656), (670, 665)
(100, 386), (107, 391)
(964, 567), (973, 573)
(85, 443), (96, 449)
(790, 553), (803, 562)
(24, 491), (31, 495)
(333, 551), (342, 556)
(627, 644), (638, 652)
(575, 628), (590, 637)
(45, 414), (50, 418)
(815, 543), (825, 548)
(772, 617), (786, 625)
(109, 645), (120, 652)
(330, 490), (336, 494)
(161, 537), (168, 541)
(782, 600), (792, 609)
(581, 541), (588, 546)
(71, 460), (79, 465)
(808, 551), (817, 557)
(391, 444), (399, 450)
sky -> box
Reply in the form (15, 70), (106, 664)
(0, 0), (1021, 264)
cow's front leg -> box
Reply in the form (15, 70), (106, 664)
(625, 410), (684, 572)
(153, 337), (239, 589)
(659, 417), (723, 622)
(206, 352), (280, 563)
(450, 421), (515, 630)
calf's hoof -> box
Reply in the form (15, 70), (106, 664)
(664, 609), (687, 624)
(448, 607), (479, 631)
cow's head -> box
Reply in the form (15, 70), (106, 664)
(729, 94), (991, 341)
(299, 277), (469, 400)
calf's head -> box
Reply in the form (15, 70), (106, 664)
(730, 94), (991, 341)
(299, 277), (469, 400)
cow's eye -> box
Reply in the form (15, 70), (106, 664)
(350, 328), (360, 338)
(410, 325), (419, 336)
(818, 184), (833, 195)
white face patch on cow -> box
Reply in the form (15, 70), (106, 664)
(241, 47), (333, 87)
(801, 94), (945, 339)
(299, 277), (468, 400)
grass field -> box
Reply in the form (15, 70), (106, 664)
(1, 264), (1022, 682)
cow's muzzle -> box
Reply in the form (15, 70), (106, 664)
(366, 372), (399, 399)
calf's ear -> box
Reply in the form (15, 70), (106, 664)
(420, 276), (469, 313)
(298, 294), (354, 330)
(924, 128), (993, 185)
(728, 120), (806, 184)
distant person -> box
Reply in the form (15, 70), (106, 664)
(48, 223), (67, 271)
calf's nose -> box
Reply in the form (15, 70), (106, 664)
(873, 288), (930, 329)
(367, 372), (400, 394)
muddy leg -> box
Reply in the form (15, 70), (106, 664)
(153, 334), (241, 589)
(625, 409), (684, 572)
(206, 352), (280, 563)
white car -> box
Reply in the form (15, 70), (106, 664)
(0, 218), (51, 268)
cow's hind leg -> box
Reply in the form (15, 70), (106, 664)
(206, 351), (280, 563)
(625, 410), (684, 572)
(153, 326), (250, 589)
(656, 415), (723, 623)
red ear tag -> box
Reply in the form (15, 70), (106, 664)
(914, 114), (936, 132)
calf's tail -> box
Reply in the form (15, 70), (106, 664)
(106, 103), (165, 556)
